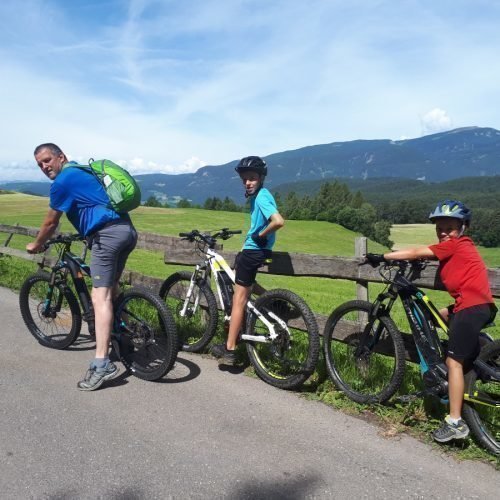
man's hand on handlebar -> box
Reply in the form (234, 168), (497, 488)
(26, 241), (46, 254)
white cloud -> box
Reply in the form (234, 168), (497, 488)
(420, 108), (453, 135)
(0, 161), (47, 183)
(118, 156), (206, 175)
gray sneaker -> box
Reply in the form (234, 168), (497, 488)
(77, 362), (119, 391)
(432, 417), (470, 443)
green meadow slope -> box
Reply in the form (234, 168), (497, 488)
(0, 193), (386, 314)
(1, 193), (499, 315)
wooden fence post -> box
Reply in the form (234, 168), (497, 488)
(2, 222), (18, 247)
(354, 237), (368, 302)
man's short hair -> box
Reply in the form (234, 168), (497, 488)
(34, 143), (64, 157)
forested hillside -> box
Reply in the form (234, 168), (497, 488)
(2, 127), (500, 204)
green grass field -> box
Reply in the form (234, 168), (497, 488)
(2, 194), (498, 314)
(2, 192), (499, 462)
(1, 192), (498, 318)
(0, 193), (387, 314)
(391, 224), (436, 248)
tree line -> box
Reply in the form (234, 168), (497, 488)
(276, 182), (392, 247)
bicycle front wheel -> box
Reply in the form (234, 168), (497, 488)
(159, 271), (218, 352)
(115, 287), (178, 381)
(323, 300), (405, 404)
(245, 289), (320, 390)
(19, 271), (81, 349)
(463, 340), (500, 455)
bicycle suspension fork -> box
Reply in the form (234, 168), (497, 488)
(180, 265), (205, 317)
(355, 290), (398, 356)
(42, 268), (66, 318)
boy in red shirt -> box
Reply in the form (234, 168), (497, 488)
(370, 200), (496, 443)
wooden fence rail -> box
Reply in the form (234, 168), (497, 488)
(2, 223), (500, 364)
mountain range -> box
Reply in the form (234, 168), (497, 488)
(2, 126), (500, 204)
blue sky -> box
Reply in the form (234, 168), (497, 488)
(2, 0), (500, 181)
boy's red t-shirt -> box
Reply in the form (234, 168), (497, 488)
(428, 236), (493, 313)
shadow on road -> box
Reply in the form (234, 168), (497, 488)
(104, 353), (202, 387)
(217, 356), (250, 375)
(65, 333), (95, 352)
(230, 473), (322, 499)
(153, 355), (201, 384)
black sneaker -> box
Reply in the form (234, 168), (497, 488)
(211, 343), (237, 365)
(77, 362), (119, 391)
(432, 416), (470, 443)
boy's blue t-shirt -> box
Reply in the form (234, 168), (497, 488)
(243, 188), (278, 250)
(49, 162), (121, 236)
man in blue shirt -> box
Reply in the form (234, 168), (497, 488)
(27, 143), (138, 391)
(211, 156), (284, 364)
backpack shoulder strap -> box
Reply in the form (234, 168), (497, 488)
(63, 160), (105, 187)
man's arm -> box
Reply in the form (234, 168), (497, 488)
(26, 208), (63, 253)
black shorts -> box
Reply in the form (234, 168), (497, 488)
(234, 249), (272, 287)
(447, 303), (496, 361)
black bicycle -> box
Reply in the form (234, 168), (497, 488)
(323, 255), (500, 455)
(159, 228), (320, 390)
(19, 234), (178, 381)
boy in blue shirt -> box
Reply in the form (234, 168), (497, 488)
(212, 156), (284, 364)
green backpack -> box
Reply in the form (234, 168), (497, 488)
(73, 159), (142, 213)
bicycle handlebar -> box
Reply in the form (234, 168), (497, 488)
(44, 233), (83, 247)
(362, 253), (428, 269)
(179, 228), (242, 244)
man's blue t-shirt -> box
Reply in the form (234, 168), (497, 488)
(243, 188), (278, 250)
(50, 163), (121, 236)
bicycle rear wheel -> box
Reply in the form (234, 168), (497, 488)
(323, 300), (405, 404)
(463, 340), (500, 455)
(245, 289), (320, 390)
(114, 287), (178, 381)
(19, 271), (81, 349)
(159, 271), (218, 352)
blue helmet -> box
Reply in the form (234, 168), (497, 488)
(428, 200), (472, 226)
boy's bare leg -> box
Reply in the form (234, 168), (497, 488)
(227, 284), (251, 350)
(446, 357), (465, 419)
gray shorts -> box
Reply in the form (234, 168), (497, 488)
(90, 221), (138, 288)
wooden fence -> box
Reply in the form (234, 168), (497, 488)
(2, 223), (500, 363)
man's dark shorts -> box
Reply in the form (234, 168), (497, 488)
(447, 303), (497, 361)
(89, 220), (138, 288)
(234, 249), (272, 287)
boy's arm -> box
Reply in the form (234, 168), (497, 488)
(384, 246), (436, 261)
(258, 212), (284, 238)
